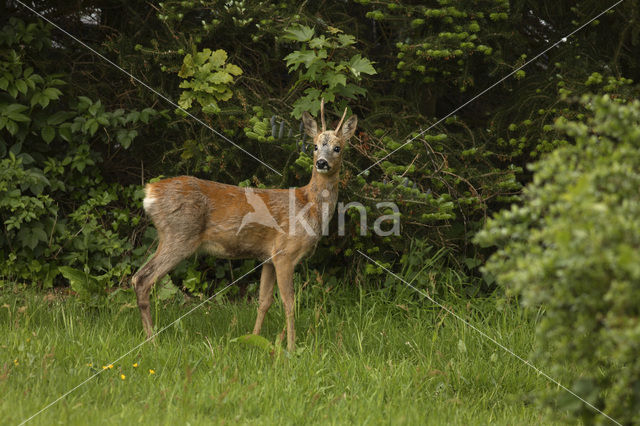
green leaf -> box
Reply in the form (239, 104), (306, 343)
(156, 277), (179, 301)
(42, 87), (62, 100)
(209, 49), (228, 67)
(32, 225), (47, 242)
(59, 266), (105, 297)
(38, 95), (50, 108)
(15, 79), (28, 94)
(178, 92), (193, 110)
(309, 36), (328, 49)
(324, 72), (347, 89)
(285, 50), (323, 70)
(4, 104), (28, 114)
(225, 63), (242, 76)
(7, 112), (31, 123)
(126, 111), (140, 124)
(58, 124), (72, 142)
(230, 334), (275, 354)
(337, 33), (356, 47)
(348, 54), (377, 77)
(88, 99), (101, 116)
(283, 25), (315, 42)
(76, 96), (92, 111)
(5, 120), (18, 135)
(41, 126), (55, 143)
(208, 71), (234, 85)
(178, 54), (194, 78)
(139, 108), (152, 123)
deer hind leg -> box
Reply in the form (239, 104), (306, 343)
(273, 259), (296, 352)
(132, 241), (195, 338)
(253, 263), (276, 335)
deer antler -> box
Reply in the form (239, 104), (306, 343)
(320, 98), (326, 132)
(334, 107), (348, 133)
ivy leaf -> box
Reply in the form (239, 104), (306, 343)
(348, 54), (377, 78)
(282, 25), (315, 42)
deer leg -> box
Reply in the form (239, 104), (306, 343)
(132, 242), (193, 338)
(274, 259), (296, 352)
(253, 263), (276, 335)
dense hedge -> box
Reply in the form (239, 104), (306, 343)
(476, 95), (640, 424)
(1, 2), (640, 295)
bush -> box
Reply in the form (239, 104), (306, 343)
(0, 19), (162, 289)
(475, 95), (640, 424)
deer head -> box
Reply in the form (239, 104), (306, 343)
(301, 99), (358, 175)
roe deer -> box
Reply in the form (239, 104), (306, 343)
(132, 101), (357, 351)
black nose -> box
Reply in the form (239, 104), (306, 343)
(316, 159), (329, 170)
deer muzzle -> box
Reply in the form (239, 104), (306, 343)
(316, 159), (330, 173)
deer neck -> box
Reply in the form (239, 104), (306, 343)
(304, 168), (340, 218)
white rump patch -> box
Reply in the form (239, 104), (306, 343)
(143, 197), (156, 211)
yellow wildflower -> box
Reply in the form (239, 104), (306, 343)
(102, 366), (108, 370)
(13, 359), (18, 366)
(133, 363), (138, 368)
(120, 374), (126, 380)
(108, 364), (114, 369)
(149, 369), (155, 375)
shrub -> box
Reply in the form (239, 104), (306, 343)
(0, 19), (162, 288)
(475, 94), (640, 424)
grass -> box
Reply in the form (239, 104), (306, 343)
(1, 275), (572, 425)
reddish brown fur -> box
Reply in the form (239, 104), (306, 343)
(132, 108), (358, 351)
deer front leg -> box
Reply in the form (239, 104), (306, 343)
(273, 259), (296, 352)
(253, 262), (276, 335)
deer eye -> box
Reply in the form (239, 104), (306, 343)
(333, 146), (341, 153)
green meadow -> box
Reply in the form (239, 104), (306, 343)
(1, 277), (575, 425)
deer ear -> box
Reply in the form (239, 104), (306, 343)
(341, 115), (357, 140)
(302, 112), (318, 139)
